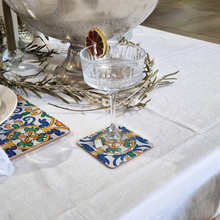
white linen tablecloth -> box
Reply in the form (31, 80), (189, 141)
(1, 25), (220, 220)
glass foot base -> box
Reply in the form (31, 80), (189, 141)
(94, 128), (136, 155)
(78, 125), (154, 168)
(2, 49), (24, 68)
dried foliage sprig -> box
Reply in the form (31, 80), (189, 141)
(0, 37), (178, 113)
(25, 36), (58, 65)
(47, 51), (178, 113)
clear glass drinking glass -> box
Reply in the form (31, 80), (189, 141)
(80, 43), (146, 153)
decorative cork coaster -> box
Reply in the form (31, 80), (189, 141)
(0, 94), (70, 159)
(78, 125), (153, 168)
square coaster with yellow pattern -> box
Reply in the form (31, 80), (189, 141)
(0, 95), (70, 159)
(78, 125), (153, 168)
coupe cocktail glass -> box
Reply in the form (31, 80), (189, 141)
(80, 43), (146, 153)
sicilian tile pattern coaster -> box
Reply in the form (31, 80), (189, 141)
(78, 125), (153, 168)
(0, 94), (70, 159)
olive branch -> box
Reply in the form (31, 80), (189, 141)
(0, 36), (178, 113)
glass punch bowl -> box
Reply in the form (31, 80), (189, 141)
(5, 0), (159, 86)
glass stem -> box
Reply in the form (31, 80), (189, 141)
(109, 91), (118, 136)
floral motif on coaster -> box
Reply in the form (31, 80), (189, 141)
(0, 94), (70, 159)
(78, 125), (153, 168)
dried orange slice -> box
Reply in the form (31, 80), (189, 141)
(85, 28), (107, 58)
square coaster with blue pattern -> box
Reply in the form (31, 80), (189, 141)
(78, 125), (153, 168)
(0, 95), (70, 159)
